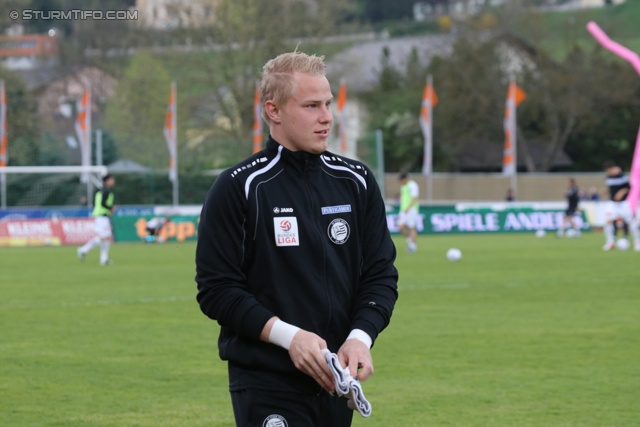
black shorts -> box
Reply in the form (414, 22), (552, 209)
(230, 387), (353, 427)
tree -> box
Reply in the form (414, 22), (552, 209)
(360, 0), (416, 22)
(0, 67), (41, 166)
(0, 0), (30, 34)
(177, 0), (352, 169)
(562, 53), (640, 171)
(427, 37), (507, 170)
(514, 40), (640, 172)
(361, 46), (430, 172)
(360, 26), (640, 174)
(104, 52), (172, 169)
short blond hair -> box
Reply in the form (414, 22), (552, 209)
(260, 51), (326, 123)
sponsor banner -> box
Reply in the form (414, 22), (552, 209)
(0, 206), (201, 245)
(386, 203), (591, 234)
(58, 218), (97, 244)
(0, 215), (199, 245)
(0, 218), (95, 246)
(0, 207), (91, 221)
(113, 206), (155, 218)
(0, 203), (595, 245)
(113, 215), (198, 243)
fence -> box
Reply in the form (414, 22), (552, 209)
(0, 169), (215, 208)
(0, 167), (607, 209)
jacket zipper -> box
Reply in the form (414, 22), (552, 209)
(304, 158), (332, 332)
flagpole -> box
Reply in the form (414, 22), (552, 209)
(253, 82), (262, 154)
(0, 172), (5, 209)
(375, 129), (385, 200)
(427, 75), (433, 203)
(421, 75), (437, 202)
(338, 79), (347, 155)
(0, 80), (6, 209)
(503, 76), (525, 199)
(511, 77), (518, 198)
(75, 87), (92, 202)
(172, 81), (179, 207)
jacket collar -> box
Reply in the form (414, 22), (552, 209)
(266, 135), (321, 173)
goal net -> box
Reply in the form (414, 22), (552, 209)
(0, 166), (108, 208)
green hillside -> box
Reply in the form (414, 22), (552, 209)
(522, 1), (640, 59)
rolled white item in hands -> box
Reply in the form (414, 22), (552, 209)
(321, 349), (372, 417)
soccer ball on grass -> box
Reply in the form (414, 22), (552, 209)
(615, 238), (630, 251)
(446, 248), (462, 262)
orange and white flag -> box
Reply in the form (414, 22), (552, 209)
(252, 83), (262, 154)
(74, 87), (91, 182)
(502, 78), (526, 176)
(420, 76), (438, 175)
(164, 81), (177, 182)
(337, 80), (347, 155)
(0, 80), (7, 168)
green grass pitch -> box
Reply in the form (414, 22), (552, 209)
(1, 232), (639, 426)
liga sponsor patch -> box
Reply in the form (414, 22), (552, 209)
(274, 216), (299, 247)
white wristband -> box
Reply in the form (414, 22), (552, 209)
(347, 329), (372, 349)
(268, 319), (301, 350)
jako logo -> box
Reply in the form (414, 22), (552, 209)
(273, 207), (293, 214)
(280, 220), (292, 232)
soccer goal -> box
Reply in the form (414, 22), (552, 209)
(0, 165), (109, 208)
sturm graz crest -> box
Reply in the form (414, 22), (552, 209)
(327, 218), (350, 244)
(263, 414), (288, 427)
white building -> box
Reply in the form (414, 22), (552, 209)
(135, 0), (218, 30)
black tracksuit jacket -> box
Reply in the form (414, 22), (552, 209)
(195, 136), (398, 392)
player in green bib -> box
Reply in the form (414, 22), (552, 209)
(398, 172), (419, 252)
(77, 174), (116, 265)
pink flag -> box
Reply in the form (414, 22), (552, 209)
(164, 81), (177, 182)
(74, 87), (91, 182)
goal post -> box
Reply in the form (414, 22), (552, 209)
(0, 165), (109, 209)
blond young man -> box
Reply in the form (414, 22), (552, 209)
(195, 51), (398, 426)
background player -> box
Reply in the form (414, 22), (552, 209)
(601, 160), (640, 251)
(398, 172), (419, 252)
(557, 178), (581, 237)
(145, 217), (171, 242)
(77, 174), (116, 265)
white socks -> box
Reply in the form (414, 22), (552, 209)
(80, 236), (100, 254)
(604, 223), (615, 244)
(99, 240), (111, 264)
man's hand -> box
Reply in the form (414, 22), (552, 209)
(289, 330), (335, 393)
(337, 339), (373, 382)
